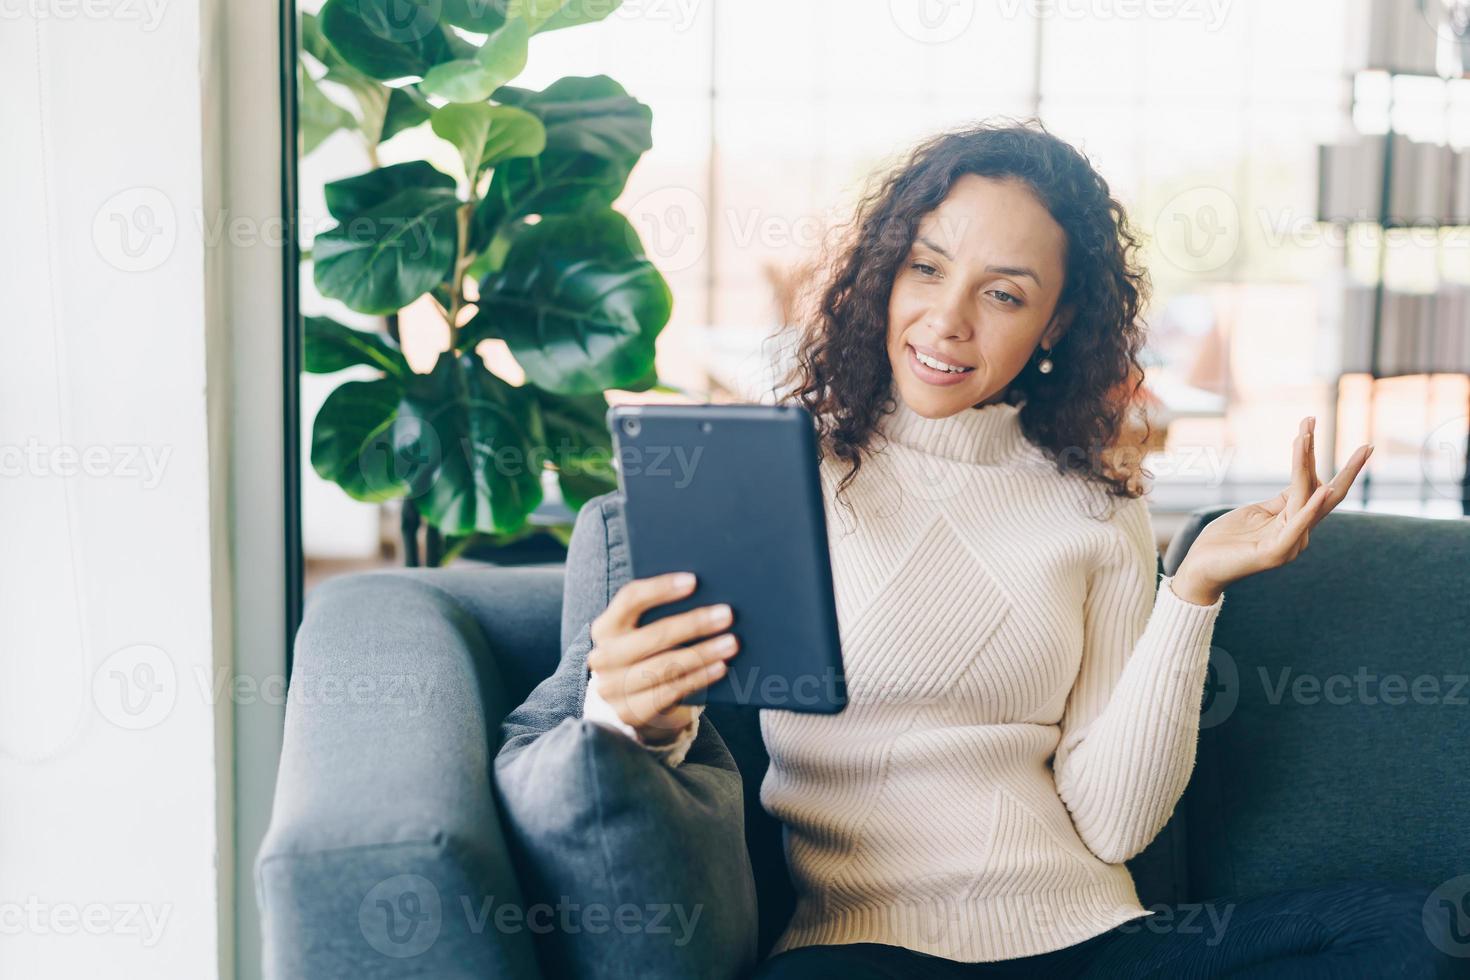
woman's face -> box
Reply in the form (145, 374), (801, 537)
(886, 174), (1070, 418)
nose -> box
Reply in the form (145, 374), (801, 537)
(925, 285), (973, 342)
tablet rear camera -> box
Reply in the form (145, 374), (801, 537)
(700, 421), (713, 434)
(622, 417), (641, 438)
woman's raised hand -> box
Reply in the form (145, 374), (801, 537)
(586, 572), (740, 744)
(1171, 416), (1373, 605)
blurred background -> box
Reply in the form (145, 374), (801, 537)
(300, 0), (1470, 592)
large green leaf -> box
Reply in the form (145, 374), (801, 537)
(303, 316), (409, 378)
(532, 387), (617, 507)
(301, 10), (335, 65)
(323, 161), (455, 221)
(300, 68), (357, 155)
(465, 216), (527, 280)
(380, 86), (432, 141)
(474, 76), (651, 244)
(310, 377), (410, 501)
(441, 0), (508, 32)
(304, 11), (432, 147)
(468, 209), (671, 395)
(493, 75), (653, 157)
(420, 17), (530, 104)
(430, 103), (546, 184)
(319, 0), (471, 81)
(395, 351), (545, 535)
(314, 187), (461, 315)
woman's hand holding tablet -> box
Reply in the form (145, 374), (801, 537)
(607, 403), (847, 714)
(586, 571), (739, 745)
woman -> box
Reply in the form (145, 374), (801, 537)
(581, 123), (1446, 978)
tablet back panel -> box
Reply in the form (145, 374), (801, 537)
(608, 403), (846, 713)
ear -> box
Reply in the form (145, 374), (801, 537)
(1042, 304), (1075, 349)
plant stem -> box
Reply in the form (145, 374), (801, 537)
(401, 499), (421, 567)
(446, 187), (479, 350)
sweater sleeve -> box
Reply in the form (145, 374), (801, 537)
(1052, 494), (1224, 865)
(582, 670), (704, 768)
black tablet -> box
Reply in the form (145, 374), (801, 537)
(607, 402), (846, 714)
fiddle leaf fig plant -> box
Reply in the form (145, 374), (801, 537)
(299, 0), (670, 562)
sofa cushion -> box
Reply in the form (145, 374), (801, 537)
(495, 492), (759, 980)
(1168, 510), (1470, 901)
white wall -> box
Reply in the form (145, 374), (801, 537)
(0, 0), (278, 975)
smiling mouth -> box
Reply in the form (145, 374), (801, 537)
(909, 345), (974, 374)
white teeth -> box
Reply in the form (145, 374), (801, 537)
(914, 348), (970, 373)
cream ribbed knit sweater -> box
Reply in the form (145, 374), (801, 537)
(584, 390), (1225, 962)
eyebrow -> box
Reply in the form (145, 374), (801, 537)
(914, 235), (1044, 288)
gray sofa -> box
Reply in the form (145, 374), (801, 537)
(256, 503), (1470, 977)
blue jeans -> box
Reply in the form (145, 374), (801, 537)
(753, 880), (1466, 979)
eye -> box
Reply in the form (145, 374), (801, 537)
(910, 261), (939, 278)
(988, 289), (1022, 307)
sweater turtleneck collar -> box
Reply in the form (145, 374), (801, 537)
(876, 385), (1027, 464)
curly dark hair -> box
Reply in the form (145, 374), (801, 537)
(777, 119), (1152, 513)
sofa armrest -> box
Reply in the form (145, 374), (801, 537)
(255, 569), (547, 979)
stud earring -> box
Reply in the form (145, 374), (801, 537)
(1037, 347), (1055, 375)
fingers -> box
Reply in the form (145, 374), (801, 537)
(601, 657), (730, 728)
(1275, 441), (1374, 555)
(1285, 416), (1316, 517)
(1305, 416), (1321, 494)
(1278, 484), (1331, 552)
(615, 633), (740, 698)
(641, 704), (700, 738)
(1318, 442), (1374, 510)
(589, 601), (733, 671)
(586, 571), (741, 733)
(594, 571), (697, 638)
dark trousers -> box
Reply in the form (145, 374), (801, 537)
(753, 879), (1467, 979)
